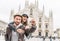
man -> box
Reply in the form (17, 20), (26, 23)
(5, 14), (25, 41)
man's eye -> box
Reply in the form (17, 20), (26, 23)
(19, 19), (21, 20)
(16, 18), (18, 20)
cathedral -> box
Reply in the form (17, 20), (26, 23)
(9, 0), (54, 37)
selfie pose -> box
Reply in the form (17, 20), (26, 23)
(5, 14), (37, 41)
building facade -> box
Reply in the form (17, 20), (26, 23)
(0, 20), (7, 35)
(9, 0), (54, 37)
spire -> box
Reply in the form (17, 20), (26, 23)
(9, 9), (14, 22)
(18, 4), (21, 11)
(11, 9), (14, 16)
(49, 10), (53, 18)
(49, 10), (53, 36)
(35, 0), (38, 8)
(42, 5), (45, 16)
(25, 0), (29, 7)
(43, 5), (44, 13)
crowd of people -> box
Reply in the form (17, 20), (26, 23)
(5, 14), (37, 41)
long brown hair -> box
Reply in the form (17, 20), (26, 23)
(22, 14), (28, 26)
(21, 16), (28, 26)
(22, 20), (28, 26)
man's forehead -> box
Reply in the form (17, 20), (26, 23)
(15, 16), (21, 18)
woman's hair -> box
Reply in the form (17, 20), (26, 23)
(22, 14), (28, 18)
(22, 20), (28, 26)
(21, 18), (28, 26)
(22, 14), (28, 26)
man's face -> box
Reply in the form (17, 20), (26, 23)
(22, 17), (28, 22)
(14, 16), (21, 25)
(30, 19), (36, 26)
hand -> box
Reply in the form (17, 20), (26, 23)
(17, 29), (25, 34)
(25, 26), (30, 30)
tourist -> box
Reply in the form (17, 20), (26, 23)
(5, 14), (25, 41)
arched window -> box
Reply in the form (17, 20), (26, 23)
(39, 32), (41, 36)
(39, 18), (41, 22)
(30, 8), (33, 16)
(39, 23), (41, 28)
(45, 24), (48, 28)
(45, 32), (48, 37)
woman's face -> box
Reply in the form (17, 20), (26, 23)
(22, 16), (28, 22)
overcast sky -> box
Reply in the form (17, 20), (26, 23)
(0, 0), (60, 30)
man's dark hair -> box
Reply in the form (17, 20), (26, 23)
(14, 14), (22, 18)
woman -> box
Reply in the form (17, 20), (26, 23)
(22, 14), (37, 37)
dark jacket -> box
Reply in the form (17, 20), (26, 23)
(5, 22), (25, 41)
(25, 25), (36, 37)
(5, 22), (36, 41)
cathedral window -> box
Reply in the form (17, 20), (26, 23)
(39, 32), (41, 36)
(45, 32), (48, 37)
(39, 23), (41, 28)
(46, 24), (48, 28)
(39, 18), (41, 22)
(30, 8), (33, 15)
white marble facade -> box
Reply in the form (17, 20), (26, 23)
(0, 0), (60, 41)
(10, 0), (54, 37)
(0, 20), (7, 34)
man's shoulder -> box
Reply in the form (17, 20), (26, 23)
(8, 22), (14, 25)
(8, 22), (14, 27)
(7, 22), (14, 29)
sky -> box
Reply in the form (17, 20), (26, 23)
(0, 0), (60, 30)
